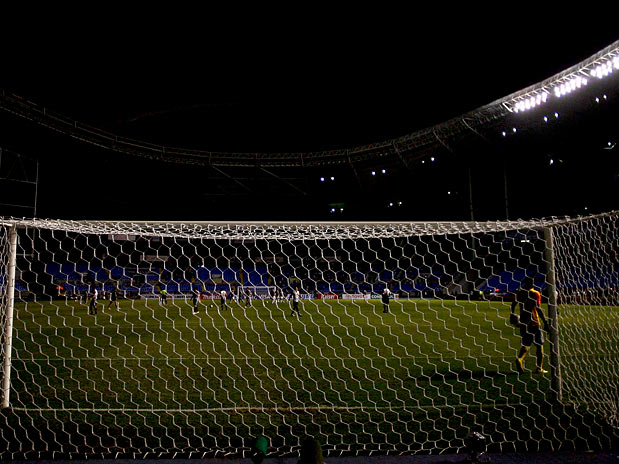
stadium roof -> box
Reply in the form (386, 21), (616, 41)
(2, 26), (617, 158)
(0, 18), (617, 222)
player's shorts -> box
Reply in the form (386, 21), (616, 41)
(520, 324), (544, 346)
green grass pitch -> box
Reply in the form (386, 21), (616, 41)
(2, 297), (614, 457)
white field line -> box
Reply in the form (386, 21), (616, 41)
(12, 354), (514, 362)
(10, 402), (516, 413)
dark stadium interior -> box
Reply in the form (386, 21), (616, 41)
(1, 22), (618, 464)
(1, 29), (618, 223)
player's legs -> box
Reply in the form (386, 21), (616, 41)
(533, 329), (547, 373)
(516, 345), (529, 373)
(516, 326), (534, 373)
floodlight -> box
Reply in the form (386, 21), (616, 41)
(544, 116), (548, 122)
(430, 157), (435, 162)
(371, 171), (376, 176)
(381, 169), (386, 174)
(330, 176), (335, 181)
(320, 177), (325, 182)
(389, 202), (393, 207)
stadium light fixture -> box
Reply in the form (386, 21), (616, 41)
(381, 169), (386, 174)
(506, 43), (619, 113)
(371, 171), (376, 176)
(430, 157), (435, 162)
(330, 176), (335, 181)
(553, 75), (588, 98)
(320, 177), (325, 182)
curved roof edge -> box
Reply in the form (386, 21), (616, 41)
(1, 39), (617, 167)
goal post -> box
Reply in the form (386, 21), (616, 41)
(1, 225), (17, 408)
(0, 213), (617, 459)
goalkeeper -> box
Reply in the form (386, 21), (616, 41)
(510, 276), (549, 374)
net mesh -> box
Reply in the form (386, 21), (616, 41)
(0, 213), (617, 459)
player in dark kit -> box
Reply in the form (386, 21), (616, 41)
(510, 276), (549, 374)
(107, 286), (119, 310)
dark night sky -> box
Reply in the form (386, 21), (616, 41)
(3, 19), (616, 152)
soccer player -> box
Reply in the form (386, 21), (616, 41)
(245, 287), (253, 307)
(510, 276), (549, 374)
(363, 289), (370, 305)
(107, 286), (119, 310)
(271, 287), (278, 303)
(160, 288), (168, 305)
(88, 287), (98, 315)
(192, 288), (200, 314)
(220, 289), (228, 310)
(382, 287), (391, 313)
(290, 286), (301, 316)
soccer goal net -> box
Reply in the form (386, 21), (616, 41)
(0, 213), (617, 459)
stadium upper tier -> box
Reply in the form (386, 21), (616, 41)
(1, 41), (617, 168)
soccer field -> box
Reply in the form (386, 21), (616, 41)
(2, 297), (616, 458)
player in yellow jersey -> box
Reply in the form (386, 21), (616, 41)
(510, 276), (549, 374)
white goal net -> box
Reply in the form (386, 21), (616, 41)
(0, 213), (617, 459)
